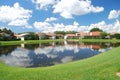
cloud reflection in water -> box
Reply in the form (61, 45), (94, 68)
(0, 44), (110, 67)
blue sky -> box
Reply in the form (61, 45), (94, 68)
(0, 0), (120, 33)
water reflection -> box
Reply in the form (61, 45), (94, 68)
(0, 41), (119, 68)
(0, 45), (17, 55)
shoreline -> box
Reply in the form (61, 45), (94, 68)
(0, 39), (120, 46)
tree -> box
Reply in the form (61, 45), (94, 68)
(0, 29), (2, 32)
(65, 31), (77, 34)
(0, 28), (15, 41)
(0, 34), (6, 41)
(90, 28), (103, 32)
(2, 28), (13, 34)
(100, 32), (108, 39)
(113, 33), (120, 39)
(25, 32), (39, 40)
(54, 31), (77, 35)
(54, 31), (65, 35)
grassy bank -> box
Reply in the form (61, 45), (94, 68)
(81, 39), (120, 43)
(0, 39), (64, 46)
(0, 39), (120, 46)
(67, 39), (120, 43)
(0, 46), (120, 80)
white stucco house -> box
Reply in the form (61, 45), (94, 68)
(14, 33), (30, 41)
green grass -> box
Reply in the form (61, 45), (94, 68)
(0, 46), (120, 80)
(0, 39), (120, 46)
(0, 39), (64, 46)
(81, 39), (120, 43)
(67, 39), (120, 43)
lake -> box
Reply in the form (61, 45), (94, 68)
(0, 41), (120, 68)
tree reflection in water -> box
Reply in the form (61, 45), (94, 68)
(0, 45), (17, 55)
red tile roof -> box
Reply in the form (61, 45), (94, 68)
(14, 33), (29, 37)
(77, 31), (101, 37)
(46, 33), (55, 37)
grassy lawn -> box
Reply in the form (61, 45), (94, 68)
(81, 39), (120, 43)
(0, 39), (120, 46)
(0, 39), (64, 46)
(0, 46), (120, 80)
(67, 39), (120, 43)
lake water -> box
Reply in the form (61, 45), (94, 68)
(0, 41), (120, 68)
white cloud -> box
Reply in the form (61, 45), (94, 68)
(108, 10), (120, 19)
(45, 17), (57, 22)
(31, 0), (104, 18)
(53, 0), (104, 18)
(0, 2), (32, 28)
(88, 20), (120, 33)
(78, 26), (89, 32)
(33, 21), (53, 32)
(73, 21), (79, 26)
(76, 20), (120, 33)
(89, 21), (106, 31)
(32, 0), (56, 10)
(90, 5), (104, 13)
(53, 22), (79, 32)
(33, 21), (80, 33)
(34, 20), (120, 33)
(8, 19), (27, 26)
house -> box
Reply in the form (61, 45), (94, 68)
(36, 32), (46, 40)
(14, 33), (30, 41)
(45, 33), (56, 39)
(37, 32), (56, 40)
(76, 32), (89, 39)
(76, 31), (101, 39)
(84, 31), (101, 38)
(56, 34), (64, 39)
(64, 34), (76, 39)
(89, 31), (101, 37)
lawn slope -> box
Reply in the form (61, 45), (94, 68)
(0, 46), (120, 80)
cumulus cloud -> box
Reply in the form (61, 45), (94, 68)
(33, 21), (79, 33)
(108, 10), (120, 19)
(31, 0), (56, 10)
(33, 21), (53, 32)
(77, 26), (89, 32)
(88, 20), (120, 33)
(31, 0), (104, 18)
(53, 0), (104, 18)
(77, 20), (120, 33)
(0, 2), (32, 28)
(45, 17), (57, 22)
(33, 20), (120, 33)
